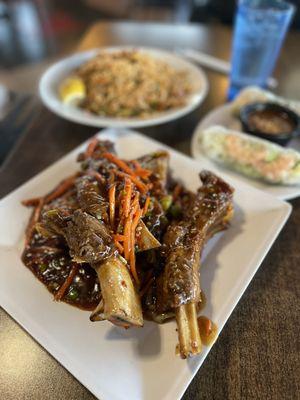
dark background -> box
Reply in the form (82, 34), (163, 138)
(0, 0), (299, 68)
(0, 0), (299, 166)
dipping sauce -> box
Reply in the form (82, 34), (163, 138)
(247, 109), (295, 135)
(239, 102), (300, 146)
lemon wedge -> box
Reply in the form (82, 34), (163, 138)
(59, 76), (86, 105)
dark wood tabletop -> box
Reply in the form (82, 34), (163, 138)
(0, 22), (299, 400)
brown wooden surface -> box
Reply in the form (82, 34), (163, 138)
(0, 22), (300, 400)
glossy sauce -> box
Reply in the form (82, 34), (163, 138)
(22, 232), (100, 310)
(248, 109), (295, 135)
(197, 316), (218, 346)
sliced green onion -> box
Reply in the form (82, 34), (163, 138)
(169, 204), (182, 218)
(160, 195), (173, 211)
(38, 263), (47, 273)
(67, 287), (79, 300)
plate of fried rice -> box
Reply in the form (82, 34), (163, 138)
(39, 47), (208, 128)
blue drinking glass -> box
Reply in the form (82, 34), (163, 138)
(228, 0), (295, 100)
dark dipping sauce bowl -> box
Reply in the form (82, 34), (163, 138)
(239, 102), (300, 146)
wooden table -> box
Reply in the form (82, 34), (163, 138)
(0, 22), (299, 400)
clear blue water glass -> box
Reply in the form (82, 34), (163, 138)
(228, 0), (295, 100)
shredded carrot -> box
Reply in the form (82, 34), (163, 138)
(117, 190), (123, 220)
(173, 184), (182, 201)
(127, 206), (143, 285)
(137, 170), (152, 179)
(108, 183), (116, 227)
(123, 214), (133, 260)
(22, 197), (41, 207)
(25, 198), (44, 246)
(115, 171), (148, 194)
(123, 178), (132, 218)
(45, 174), (77, 204)
(103, 153), (151, 191)
(129, 249), (139, 284)
(85, 137), (99, 158)
(113, 234), (125, 242)
(54, 264), (78, 301)
(114, 240), (124, 253)
(132, 207), (143, 232)
(143, 196), (151, 216)
(132, 191), (140, 206)
(130, 221), (136, 279)
(58, 187), (75, 201)
(22, 173), (78, 207)
(103, 152), (136, 176)
(130, 217), (135, 254)
(108, 170), (115, 185)
(131, 201), (139, 217)
(131, 160), (152, 179)
(131, 160), (141, 169)
(94, 153), (149, 284)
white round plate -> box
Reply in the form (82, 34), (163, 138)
(39, 46), (209, 128)
(191, 103), (300, 201)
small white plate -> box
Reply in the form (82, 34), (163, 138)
(39, 47), (208, 128)
(191, 103), (300, 201)
(0, 129), (291, 400)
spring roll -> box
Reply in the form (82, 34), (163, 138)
(200, 125), (300, 185)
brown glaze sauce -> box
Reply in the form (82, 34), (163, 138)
(22, 232), (100, 310)
(248, 109), (295, 135)
(197, 316), (218, 346)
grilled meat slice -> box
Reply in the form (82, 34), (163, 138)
(40, 209), (143, 327)
(163, 170), (234, 309)
(157, 170), (234, 357)
(163, 221), (201, 309)
(76, 176), (108, 223)
(41, 209), (114, 264)
(136, 151), (170, 242)
(143, 171), (234, 323)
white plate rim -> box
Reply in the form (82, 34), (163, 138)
(39, 46), (209, 128)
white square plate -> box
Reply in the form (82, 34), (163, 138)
(0, 129), (291, 400)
